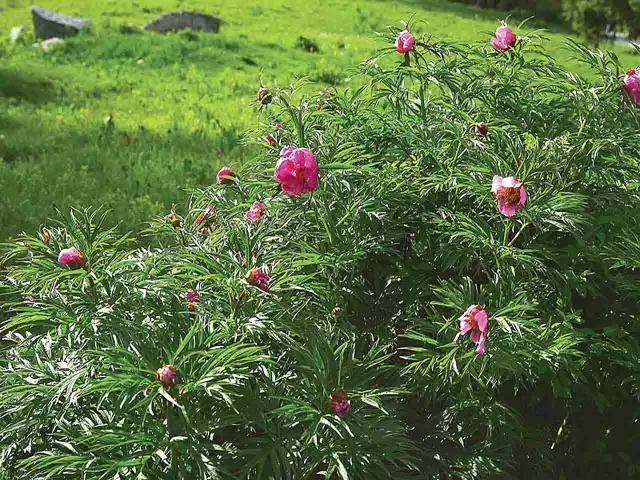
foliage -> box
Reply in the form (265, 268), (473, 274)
(2, 19), (640, 480)
(1, 0), (640, 241)
(562, 0), (640, 40)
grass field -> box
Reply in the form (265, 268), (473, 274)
(0, 0), (637, 240)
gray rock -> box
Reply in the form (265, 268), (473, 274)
(144, 11), (220, 34)
(9, 26), (27, 44)
(31, 6), (92, 40)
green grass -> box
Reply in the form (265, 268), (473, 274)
(0, 0), (637, 240)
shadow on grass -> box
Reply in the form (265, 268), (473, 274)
(0, 68), (56, 104)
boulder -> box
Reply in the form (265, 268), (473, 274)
(9, 26), (28, 44)
(144, 11), (220, 34)
(31, 6), (91, 40)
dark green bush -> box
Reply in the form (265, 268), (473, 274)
(1, 23), (640, 479)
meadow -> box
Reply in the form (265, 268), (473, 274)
(0, 0), (638, 241)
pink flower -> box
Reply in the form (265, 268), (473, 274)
(246, 267), (270, 292)
(491, 24), (517, 52)
(57, 247), (86, 270)
(274, 146), (319, 195)
(216, 166), (234, 185)
(245, 201), (266, 222)
(330, 388), (351, 416)
(454, 305), (489, 355)
(491, 175), (527, 217)
(24, 296), (36, 304)
(624, 68), (640, 104)
(261, 134), (276, 146)
(156, 364), (177, 388)
(184, 289), (199, 303)
(272, 121), (283, 129)
(395, 30), (415, 54)
(256, 83), (272, 105)
(476, 122), (488, 136)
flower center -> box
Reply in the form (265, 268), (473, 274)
(497, 186), (520, 205)
(467, 316), (478, 329)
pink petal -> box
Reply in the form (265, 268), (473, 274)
(501, 176), (519, 188)
(470, 329), (482, 344)
(498, 198), (519, 217)
(491, 175), (503, 194)
(475, 310), (488, 332)
(518, 185), (527, 206)
(475, 334), (486, 355)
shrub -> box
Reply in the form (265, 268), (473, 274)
(1, 23), (640, 479)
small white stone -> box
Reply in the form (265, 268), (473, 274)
(9, 26), (26, 44)
(37, 37), (66, 52)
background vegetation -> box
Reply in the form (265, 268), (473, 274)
(1, 0), (639, 241)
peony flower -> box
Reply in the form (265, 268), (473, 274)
(246, 267), (270, 292)
(329, 388), (351, 416)
(245, 201), (266, 222)
(395, 30), (415, 54)
(491, 24), (517, 52)
(156, 364), (177, 388)
(491, 175), (527, 217)
(454, 305), (489, 355)
(193, 204), (215, 234)
(24, 296), (36, 304)
(57, 247), (86, 270)
(623, 68), (640, 104)
(274, 146), (319, 196)
(256, 83), (272, 105)
(272, 121), (283, 129)
(476, 122), (488, 136)
(216, 166), (234, 185)
(261, 134), (276, 146)
(184, 289), (199, 303)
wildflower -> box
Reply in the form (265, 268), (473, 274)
(329, 388), (351, 416)
(256, 83), (272, 105)
(395, 30), (415, 54)
(491, 24), (517, 52)
(274, 146), (319, 196)
(623, 68), (640, 104)
(245, 201), (266, 222)
(216, 166), (234, 185)
(57, 247), (86, 270)
(246, 267), (270, 292)
(156, 364), (177, 388)
(185, 289), (199, 303)
(475, 122), (488, 136)
(184, 288), (199, 313)
(272, 121), (283, 129)
(454, 304), (489, 355)
(491, 175), (527, 217)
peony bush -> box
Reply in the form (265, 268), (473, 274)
(1, 21), (640, 479)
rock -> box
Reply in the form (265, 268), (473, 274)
(31, 6), (91, 40)
(9, 26), (28, 44)
(36, 37), (66, 52)
(144, 11), (220, 34)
